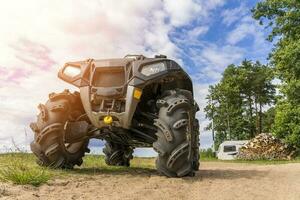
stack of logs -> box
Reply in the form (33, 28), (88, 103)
(237, 133), (296, 160)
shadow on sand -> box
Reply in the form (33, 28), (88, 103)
(70, 166), (159, 177)
(68, 166), (267, 181)
(182, 168), (267, 182)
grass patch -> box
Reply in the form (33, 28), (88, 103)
(82, 155), (155, 169)
(0, 153), (50, 186)
(0, 153), (299, 186)
(200, 157), (218, 161)
(72, 155), (156, 175)
(200, 148), (217, 161)
(0, 153), (157, 185)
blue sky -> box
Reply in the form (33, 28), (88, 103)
(0, 0), (273, 156)
(174, 0), (272, 150)
(176, 0), (271, 82)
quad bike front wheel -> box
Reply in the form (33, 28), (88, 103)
(153, 89), (200, 177)
(30, 90), (90, 169)
(103, 141), (134, 166)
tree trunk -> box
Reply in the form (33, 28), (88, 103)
(225, 101), (232, 140)
(248, 95), (254, 138)
(255, 97), (259, 135)
(227, 113), (231, 140)
(259, 102), (263, 134)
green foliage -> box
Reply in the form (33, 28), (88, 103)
(262, 107), (276, 133)
(253, 0), (300, 148)
(200, 148), (216, 160)
(252, 0), (300, 42)
(205, 61), (276, 148)
(273, 101), (300, 147)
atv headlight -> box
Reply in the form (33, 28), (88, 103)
(141, 62), (166, 76)
(63, 65), (81, 78)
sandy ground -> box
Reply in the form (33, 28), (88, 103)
(0, 162), (300, 200)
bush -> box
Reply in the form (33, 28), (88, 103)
(273, 101), (300, 148)
(200, 148), (216, 160)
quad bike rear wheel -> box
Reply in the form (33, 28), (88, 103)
(153, 89), (200, 177)
(103, 141), (134, 166)
(30, 90), (90, 169)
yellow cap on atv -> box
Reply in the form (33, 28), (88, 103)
(103, 115), (113, 125)
(133, 88), (142, 100)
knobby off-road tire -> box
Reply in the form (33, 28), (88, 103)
(192, 119), (200, 170)
(153, 89), (200, 177)
(30, 89), (89, 169)
(103, 142), (133, 167)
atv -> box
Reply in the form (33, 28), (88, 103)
(30, 55), (200, 177)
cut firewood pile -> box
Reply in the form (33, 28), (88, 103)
(237, 133), (297, 160)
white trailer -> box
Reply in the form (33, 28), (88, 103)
(216, 140), (248, 160)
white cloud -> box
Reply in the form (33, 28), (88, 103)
(190, 44), (244, 83)
(224, 14), (272, 64)
(188, 26), (210, 39)
(193, 83), (210, 111)
(200, 131), (214, 149)
(193, 83), (214, 148)
(164, 0), (202, 27)
(201, 45), (244, 67)
(226, 15), (266, 47)
(204, 0), (226, 10)
(193, 83), (214, 149)
(221, 3), (248, 26)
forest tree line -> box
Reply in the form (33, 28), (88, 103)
(205, 0), (300, 149)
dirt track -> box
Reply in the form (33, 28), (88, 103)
(0, 162), (300, 200)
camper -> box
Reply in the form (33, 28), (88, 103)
(216, 140), (248, 160)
